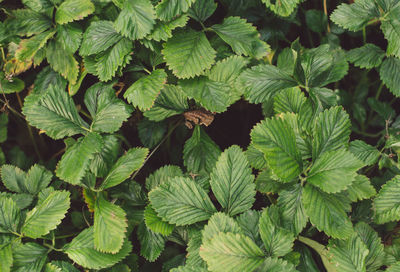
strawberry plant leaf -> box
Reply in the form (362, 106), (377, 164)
(379, 57), (400, 97)
(15, 30), (56, 62)
(0, 196), (20, 233)
(56, 23), (82, 53)
(349, 140), (381, 166)
(373, 176), (400, 224)
(145, 165), (183, 191)
(12, 242), (47, 271)
(144, 204), (174, 235)
(137, 222), (166, 262)
(202, 212), (243, 244)
(254, 257), (297, 272)
(147, 15), (189, 42)
(89, 135), (120, 178)
(381, 12), (400, 58)
(346, 175), (376, 202)
(261, 0), (301, 17)
(273, 87), (306, 114)
(155, 0), (196, 21)
(46, 40), (79, 84)
(55, 0), (95, 25)
(188, 0), (217, 23)
(346, 43), (385, 69)
(355, 222), (385, 271)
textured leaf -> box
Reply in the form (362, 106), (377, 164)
(259, 206), (294, 257)
(56, 133), (103, 185)
(23, 84), (88, 139)
(211, 17), (269, 58)
(156, 0), (196, 21)
(312, 106), (351, 160)
(387, 262), (400, 272)
(143, 85), (189, 121)
(261, 0), (300, 16)
(145, 165), (183, 191)
(202, 212), (243, 244)
(171, 266), (208, 272)
(89, 135), (120, 178)
(200, 232), (264, 272)
(0, 74), (25, 94)
(245, 144), (268, 170)
(240, 64), (298, 104)
(307, 149), (364, 193)
(303, 184), (353, 239)
(147, 15), (189, 41)
(56, 23), (83, 53)
(0, 235), (13, 272)
(349, 140), (380, 166)
(236, 210), (262, 246)
(328, 233), (369, 272)
(0, 196), (20, 233)
(188, 0), (217, 22)
(209, 146), (255, 216)
(162, 30), (216, 78)
(1, 164), (27, 193)
(144, 204), (174, 235)
(251, 116), (302, 182)
(12, 242), (47, 271)
(347, 175), (376, 202)
(124, 69), (167, 110)
(186, 231), (207, 268)
(379, 57), (400, 97)
(355, 222), (385, 271)
(21, 191), (70, 238)
(138, 118), (167, 148)
(183, 125), (221, 175)
(64, 227), (132, 269)
(373, 176), (400, 224)
(55, 0), (95, 24)
(0, 192), (33, 210)
(381, 17), (400, 58)
(274, 87), (306, 114)
(49, 261), (80, 272)
(80, 21), (122, 56)
(114, 0), (156, 40)
(46, 41), (79, 84)
(137, 222), (166, 262)
(346, 43), (385, 69)
(180, 76), (231, 113)
(254, 257), (297, 272)
(9, 9), (52, 36)
(94, 195), (127, 253)
(15, 30), (56, 61)
(149, 176), (216, 225)
(100, 147), (148, 190)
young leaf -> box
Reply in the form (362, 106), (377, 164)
(22, 84), (88, 139)
(144, 204), (174, 235)
(137, 222), (166, 262)
(25, 164), (53, 195)
(55, 0), (95, 24)
(202, 212), (243, 244)
(100, 147), (149, 190)
(349, 140), (380, 166)
(379, 57), (400, 97)
(56, 133), (103, 185)
(94, 195), (127, 253)
(251, 116), (302, 182)
(64, 227), (132, 269)
(373, 176), (400, 224)
(0, 196), (20, 233)
(124, 69), (167, 110)
(211, 16), (269, 59)
(162, 30), (216, 79)
(148, 177), (216, 225)
(156, 0), (196, 21)
(347, 175), (376, 202)
(114, 0), (156, 40)
(303, 184), (353, 239)
(346, 43), (385, 69)
(240, 64), (298, 104)
(188, 0), (217, 22)
(200, 232), (265, 272)
(210, 145), (255, 216)
(21, 190), (70, 238)
(261, 0), (300, 17)
(46, 40), (79, 84)
(183, 126), (221, 175)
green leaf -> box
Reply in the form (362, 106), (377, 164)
(211, 17), (269, 59)
(143, 85), (189, 121)
(25, 164), (53, 195)
(22, 0), (53, 12)
(188, 0), (217, 22)
(147, 15), (189, 42)
(49, 261), (80, 272)
(56, 23), (83, 53)
(0, 113), (7, 143)
(22, 84), (88, 139)
(100, 147), (149, 190)
(202, 212), (243, 244)
(312, 106), (351, 161)
(55, 0), (95, 24)
(186, 231), (207, 268)
(156, 0), (196, 21)
(240, 64), (298, 104)
(261, 0), (300, 16)
(183, 125), (221, 175)
(307, 149), (364, 193)
(355, 222), (385, 271)
(21, 190), (70, 238)
(114, 0), (156, 40)
(274, 87), (306, 114)
(124, 69), (167, 110)
(89, 134), (120, 178)
(200, 232), (264, 272)
(330, 0), (379, 31)
(379, 57), (400, 97)
(56, 133), (103, 185)
(245, 144), (268, 170)
(236, 210), (262, 246)
(149, 176), (216, 225)
(254, 257), (297, 272)
(0, 196), (20, 233)
(381, 16), (400, 58)
(144, 204), (174, 235)
(277, 184), (308, 236)
(0, 235), (13, 272)
(0, 192), (33, 210)
(171, 266), (208, 272)
(0, 74), (25, 94)
(209, 145), (255, 216)
(64, 227), (132, 269)
(94, 195), (127, 253)
(84, 83), (133, 133)
(138, 118), (167, 148)
(95, 38), (133, 82)
(162, 30), (216, 79)
(15, 30), (56, 61)
(303, 184), (353, 239)
(46, 40), (79, 84)
(44, 263), (62, 272)
(259, 206), (294, 257)
(305, 9), (328, 33)
(387, 262), (400, 272)
(346, 43), (385, 69)
(251, 116), (302, 182)
(349, 140), (380, 166)
(373, 176), (400, 224)
(179, 76), (231, 113)
(327, 233), (369, 272)
(347, 175), (376, 202)
(80, 21), (122, 56)
(145, 165), (183, 191)
(137, 222), (166, 262)
(1, 164), (27, 193)
(12, 242), (47, 271)
(9, 9), (52, 36)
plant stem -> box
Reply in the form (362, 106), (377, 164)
(323, 0), (331, 32)
(298, 236), (337, 272)
(375, 82), (384, 100)
(362, 27), (367, 44)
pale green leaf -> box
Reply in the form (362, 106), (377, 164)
(199, 232), (264, 272)
(114, 0), (156, 40)
(188, 0), (217, 22)
(156, 0), (196, 21)
(9, 9), (52, 36)
(64, 227), (132, 269)
(346, 43), (385, 69)
(25, 164), (52, 195)
(186, 231), (207, 268)
(347, 175), (376, 202)
(15, 30), (56, 61)
(0, 192), (33, 210)
(261, 0), (301, 16)
(12, 242), (47, 271)
(162, 30), (216, 79)
(373, 176), (400, 224)
(49, 261), (80, 272)
(171, 266), (208, 272)
(22, 0), (53, 12)
(202, 212), (243, 244)
(379, 57), (400, 97)
(46, 40), (79, 84)
(0, 196), (20, 233)
(245, 144), (268, 170)
(137, 222), (166, 262)
(236, 210), (262, 246)
(100, 147), (149, 190)
(0, 235), (13, 272)
(355, 222), (385, 271)
(148, 176), (216, 225)
(381, 17), (400, 58)
(147, 15), (189, 41)
(387, 262), (400, 272)
(21, 190), (70, 238)
(55, 0), (95, 24)
(44, 263), (62, 272)
(254, 257), (297, 272)
(349, 140), (380, 166)
(145, 165), (183, 191)
(210, 145), (255, 216)
(144, 204), (174, 235)
(56, 23), (82, 53)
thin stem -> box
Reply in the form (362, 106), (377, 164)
(375, 82), (384, 100)
(143, 68), (151, 74)
(43, 243), (63, 252)
(0, 98), (25, 119)
(323, 0), (331, 32)
(362, 27), (367, 44)
(353, 128), (382, 138)
(298, 236), (337, 272)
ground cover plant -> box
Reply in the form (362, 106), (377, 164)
(0, 0), (400, 271)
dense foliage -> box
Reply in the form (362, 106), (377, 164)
(1, 0), (400, 271)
